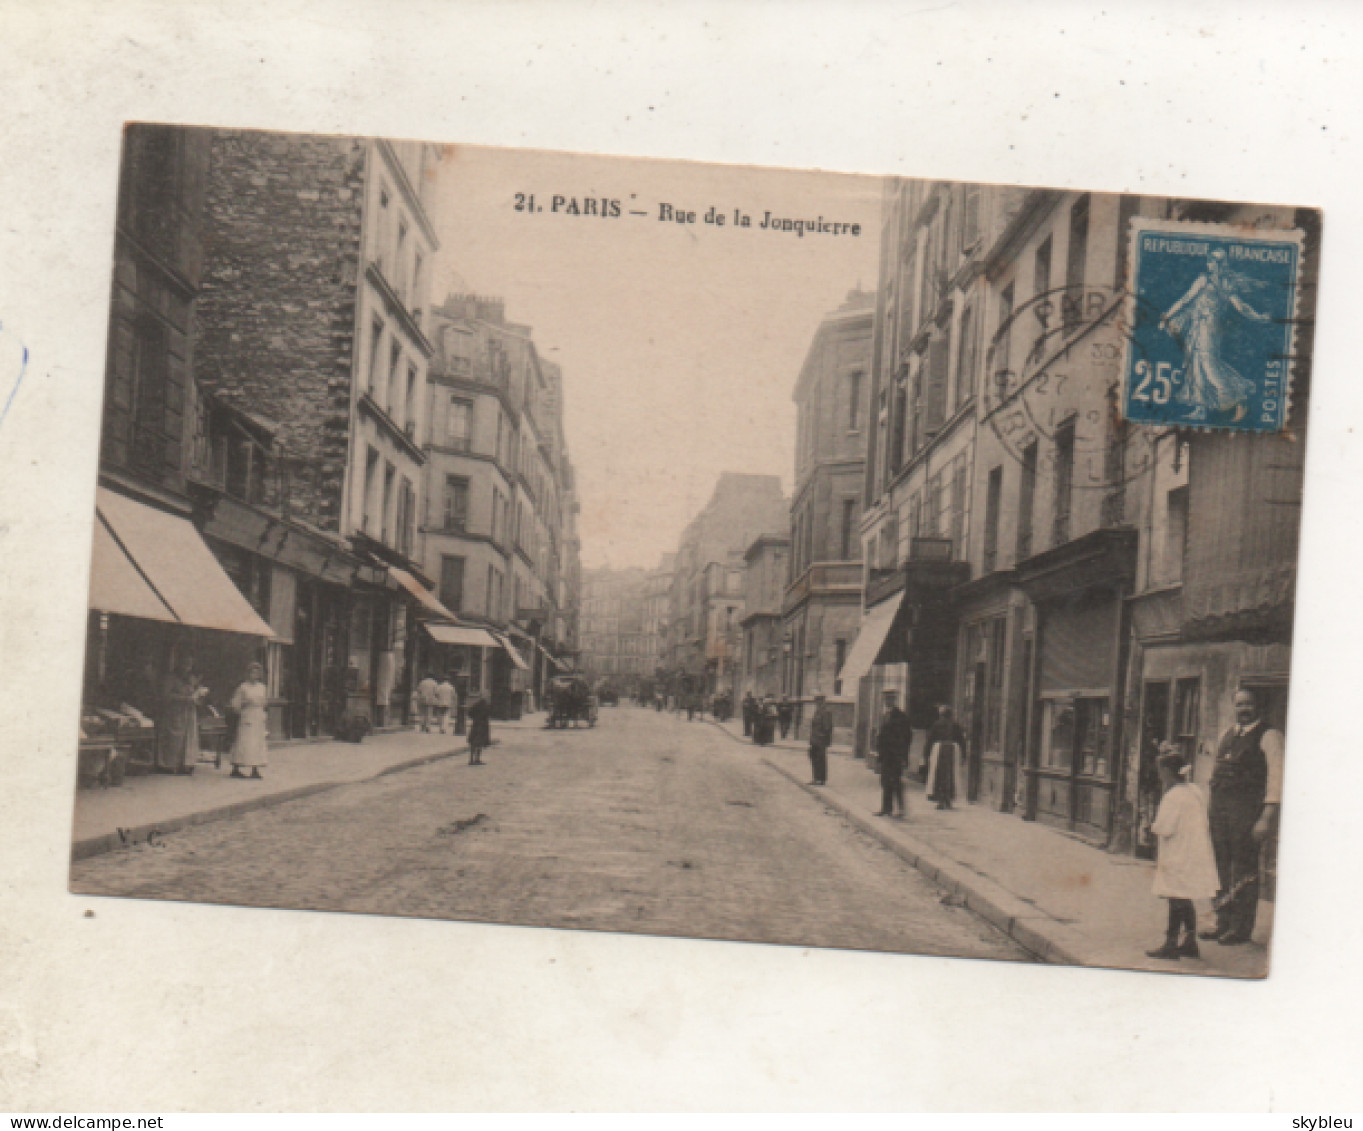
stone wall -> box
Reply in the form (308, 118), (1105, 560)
(192, 128), (368, 532)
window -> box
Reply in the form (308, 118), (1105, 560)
(919, 225), (936, 325)
(1052, 422), (1075, 546)
(447, 397), (473, 451)
(948, 455), (968, 557)
(486, 564), (496, 618)
(962, 184), (982, 249)
(1033, 236), (1053, 303)
(128, 316), (169, 473)
(405, 366), (418, 437)
(411, 250), (424, 313)
(1064, 194), (1090, 334)
(1017, 441), (1037, 560)
(395, 219), (409, 299)
(376, 187), (390, 273)
(925, 332), (949, 433)
(443, 475), (469, 531)
(847, 370), (862, 431)
(996, 282), (1015, 387)
(840, 498), (857, 560)
(983, 465), (1003, 572)
(834, 639), (847, 696)
(890, 384), (907, 471)
(1172, 677), (1200, 764)
(439, 555), (465, 612)
(1164, 485), (1189, 584)
(362, 446), (379, 534)
(382, 462), (396, 545)
(954, 304), (976, 412)
(386, 341), (402, 417)
(398, 478), (415, 557)
(367, 318), (384, 397)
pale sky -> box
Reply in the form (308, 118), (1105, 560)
(427, 144), (883, 570)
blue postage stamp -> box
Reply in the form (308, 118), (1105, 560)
(1122, 219), (1304, 432)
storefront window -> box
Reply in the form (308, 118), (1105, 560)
(1044, 699), (1075, 771)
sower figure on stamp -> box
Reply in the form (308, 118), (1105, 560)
(1201, 688), (1284, 945)
(807, 692), (833, 786)
(875, 689), (912, 819)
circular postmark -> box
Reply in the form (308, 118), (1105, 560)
(980, 283), (1163, 493)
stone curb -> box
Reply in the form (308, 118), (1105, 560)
(70, 743), (465, 862)
(759, 756), (1090, 967)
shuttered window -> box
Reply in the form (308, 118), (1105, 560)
(925, 334), (949, 433)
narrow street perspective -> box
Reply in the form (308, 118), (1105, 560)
(71, 708), (1031, 962)
(73, 124), (1314, 979)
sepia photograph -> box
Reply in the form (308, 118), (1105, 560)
(68, 122), (1317, 980)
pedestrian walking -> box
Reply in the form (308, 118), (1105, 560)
(742, 691), (757, 737)
(227, 661), (269, 780)
(777, 696), (794, 740)
(1146, 747), (1220, 960)
(875, 689), (912, 819)
(434, 674), (457, 734)
(1200, 688), (1284, 945)
(807, 692), (833, 785)
(753, 696), (777, 746)
(416, 671), (439, 734)
(467, 694), (491, 765)
(926, 704), (967, 810)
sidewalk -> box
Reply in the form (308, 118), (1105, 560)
(707, 717), (1270, 978)
(70, 725), (477, 860)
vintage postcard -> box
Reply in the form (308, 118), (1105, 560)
(68, 124), (1318, 979)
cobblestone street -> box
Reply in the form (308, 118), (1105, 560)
(71, 708), (1031, 961)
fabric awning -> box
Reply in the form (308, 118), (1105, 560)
(387, 566), (459, 621)
(95, 488), (275, 637)
(837, 591), (906, 686)
(89, 516), (179, 624)
(424, 623), (499, 648)
(495, 633), (530, 670)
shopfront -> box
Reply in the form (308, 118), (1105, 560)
(83, 486), (276, 776)
(1017, 527), (1137, 842)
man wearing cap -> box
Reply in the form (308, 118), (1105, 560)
(1200, 687), (1285, 945)
(875, 689), (912, 818)
(807, 692), (834, 786)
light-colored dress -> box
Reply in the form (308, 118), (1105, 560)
(1151, 782), (1220, 899)
(229, 680), (270, 768)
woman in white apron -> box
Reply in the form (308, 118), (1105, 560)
(229, 661), (270, 780)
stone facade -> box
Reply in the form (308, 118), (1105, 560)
(193, 129), (371, 531)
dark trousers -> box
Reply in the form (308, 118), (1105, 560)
(1165, 897), (1197, 941)
(809, 744), (828, 784)
(743, 713), (753, 736)
(1208, 794), (1261, 938)
(879, 771), (905, 815)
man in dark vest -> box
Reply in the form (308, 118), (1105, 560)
(1200, 688), (1285, 945)
(875, 689), (913, 819)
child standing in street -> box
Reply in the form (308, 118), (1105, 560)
(1147, 747), (1221, 960)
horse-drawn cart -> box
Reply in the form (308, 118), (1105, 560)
(544, 675), (598, 728)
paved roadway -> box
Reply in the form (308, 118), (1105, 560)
(71, 707), (1032, 962)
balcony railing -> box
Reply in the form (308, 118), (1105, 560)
(784, 560), (862, 611)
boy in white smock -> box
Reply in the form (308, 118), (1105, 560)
(1147, 747), (1221, 961)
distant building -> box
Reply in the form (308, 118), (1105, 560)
(783, 289), (874, 739)
(664, 472), (789, 697)
(578, 567), (649, 687)
(739, 534), (790, 701)
(421, 294), (579, 716)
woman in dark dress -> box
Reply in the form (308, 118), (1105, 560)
(467, 695), (492, 766)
